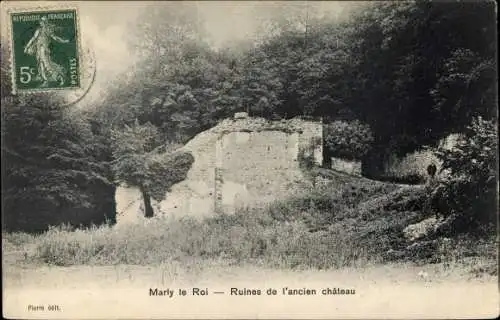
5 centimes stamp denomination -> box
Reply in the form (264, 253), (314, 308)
(9, 8), (80, 93)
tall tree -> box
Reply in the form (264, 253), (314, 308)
(2, 96), (115, 231)
(110, 121), (194, 217)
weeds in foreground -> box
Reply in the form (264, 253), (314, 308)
(26, 215), (377, 269)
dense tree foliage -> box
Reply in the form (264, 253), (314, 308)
(107, 1), (495, 166)
(325, 120), (374, 161)
(94, 0), (498, 232)
(430, 117), (497, 232)
(2, 94), (116, 232)
(110, 121), (194, 217)
(2, 1), (496, 232)
(340, 1), (496, 175)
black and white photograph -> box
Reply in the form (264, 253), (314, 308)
(1, 1), (498, 318)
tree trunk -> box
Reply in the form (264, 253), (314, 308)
(140, 187), (154, 218)
(322, 129), (332, 169)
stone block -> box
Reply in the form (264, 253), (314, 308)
(234, 112), (248, 119)
(331, 157), (362, 176)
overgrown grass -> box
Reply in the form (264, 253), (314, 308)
(4, 169), (497, 273)
(374, 174), (426, 185)
(17, 214), (370, 269)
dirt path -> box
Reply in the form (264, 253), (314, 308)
(3, 262), (498, 319)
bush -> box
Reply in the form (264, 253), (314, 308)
(145, 151), (195, 200)
(429, 117), (498, 232)
(325, 120), (374, 160)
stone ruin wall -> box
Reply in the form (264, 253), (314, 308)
(296, 120), (324, 164)
(215, 130), (299, 213)
(214, 120), (323, 213)
(382, 133), (463, 179)
(115, 116), (323, 223)
(331, 158), (362, 176)
(112, 122), (465, 224)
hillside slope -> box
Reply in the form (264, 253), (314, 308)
(2, 164), (495, 281)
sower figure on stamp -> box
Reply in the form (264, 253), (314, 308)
(24, 16), (69, 87)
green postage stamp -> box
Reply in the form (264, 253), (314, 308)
(9, 8), (80, 93)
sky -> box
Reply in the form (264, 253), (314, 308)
(1, 1), (350, 106)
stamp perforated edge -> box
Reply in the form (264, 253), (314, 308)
(5, 4), (83, 95)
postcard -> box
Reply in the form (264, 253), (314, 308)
(2, 1), (498, 319)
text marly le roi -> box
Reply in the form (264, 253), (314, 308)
(149, 287), (356, 297)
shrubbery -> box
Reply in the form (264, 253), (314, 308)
(375, 174), (426, 185)
(324, 120), (374, 161)
(2, 99), (117, 233)
(429, 117), (498, 232)
(111, 121), (194, 217)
